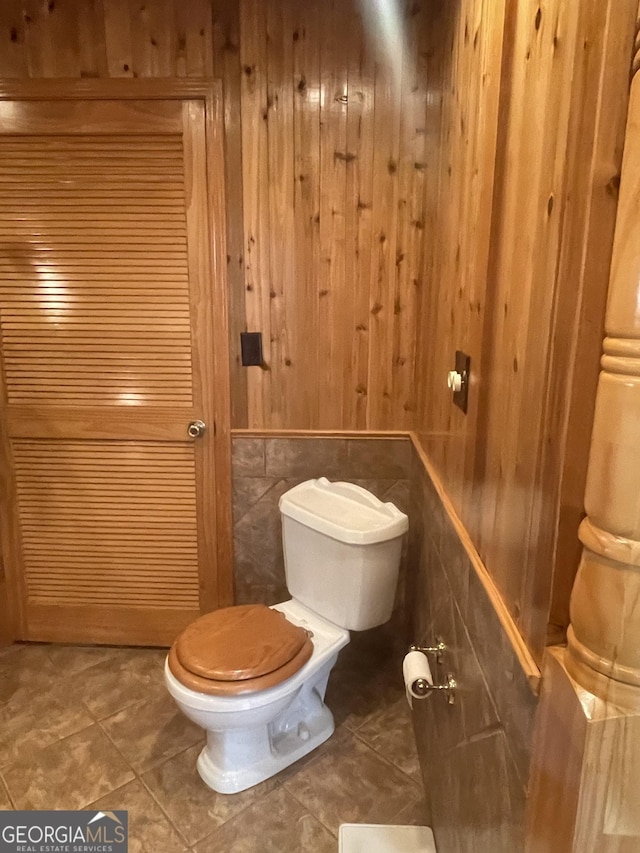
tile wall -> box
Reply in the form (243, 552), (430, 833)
(409, 459), (539, 852)
(231, 436), (412, 612)
(231, 434), (540, 852)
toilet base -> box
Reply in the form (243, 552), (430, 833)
(196, 702), (335, 794)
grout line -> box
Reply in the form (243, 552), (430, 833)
(386, 787), (429, 827)
(1, 714), (99, 776)
(0, 769), (15, 808)
(186, 777), (300, 850)
(86, 693), (147, 725)
(279, 781), (338, 840)
(137, 769), (196, 849)
(95, 702), (203, 784)
(83, 777), (134, 812)
(232, 480), (276, 525)
(44, 646), (122, 676)
(350, 728), (423, 791)
(281, 724), (423, 838)
(4, 725), (136, 813)
(95, 713), (137, 765)
(135, 736), (279, 849)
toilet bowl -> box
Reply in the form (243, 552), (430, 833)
(165, 599), (350, 793)
(165, 478), (408, 794)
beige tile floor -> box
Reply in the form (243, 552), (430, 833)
(0, 626), (427, 852)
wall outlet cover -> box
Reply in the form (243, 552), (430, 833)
(240, 332), (263, 366)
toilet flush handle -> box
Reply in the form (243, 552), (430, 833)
(187, 420), (206, 438)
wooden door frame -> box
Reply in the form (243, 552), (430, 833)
(0, 79), (234, 643)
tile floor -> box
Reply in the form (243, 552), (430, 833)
(0, 626), (427, 852)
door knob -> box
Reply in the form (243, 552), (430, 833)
(187, 420), (206, 438)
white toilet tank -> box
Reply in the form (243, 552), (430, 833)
(279, 478), (409, 631)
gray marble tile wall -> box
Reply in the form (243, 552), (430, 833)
(231, 436), (412, 611)
(408, 456), (539, 853)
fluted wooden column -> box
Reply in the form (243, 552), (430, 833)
(564, 26), (640, 710)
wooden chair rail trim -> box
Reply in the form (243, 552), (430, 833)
(231, 428), (413, 439)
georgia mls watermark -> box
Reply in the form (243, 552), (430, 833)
(0, 811), (128, 853)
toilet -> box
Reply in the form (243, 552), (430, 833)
(164, 477), (408, 794)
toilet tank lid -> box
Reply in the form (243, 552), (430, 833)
(279, 478), (408, 545)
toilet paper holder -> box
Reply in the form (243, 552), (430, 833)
(409, 671), (457, 704)
(408, 638), (457, 705)
(410, 637), (447, 665)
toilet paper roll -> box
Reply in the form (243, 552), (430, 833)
(403, 650), (433, 708)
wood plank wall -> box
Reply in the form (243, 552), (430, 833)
(416, 0), (636, 662)
(0, 0), (430, 430)
(239, 0), (428, 428)
(0, 0), (636, 664)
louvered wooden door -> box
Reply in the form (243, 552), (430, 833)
(0, 93), (231, 645)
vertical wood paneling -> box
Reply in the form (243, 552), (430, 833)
(419, 0), (473, 505)
(236, 0), (429, 429)
(292, 0), (321, 428)
(415, 0), (635, 661)
(523, 0), (637, 650)
(212, 0), (246, 426)
(103, 0), (134, 77)
(239, 0), (272, 426)
(418, 0), (506, 510)
(175, 0), (213, 77)
(266, 1), (295, 427)
(479, 0), (581, 617)
(344, 4), (375, 430)
(128, 0), (175, 78)
(317, 1), (348, 428)
(0, 0), (29, 78)
(76, 0), (109, 78)
(23, 0), (82, 77)
(393, 2), (427, 429)
(366, 10), (402, 429)
(0, 0), (430, 430)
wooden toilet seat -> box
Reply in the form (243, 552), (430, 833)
(167, 604), (314, 696)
